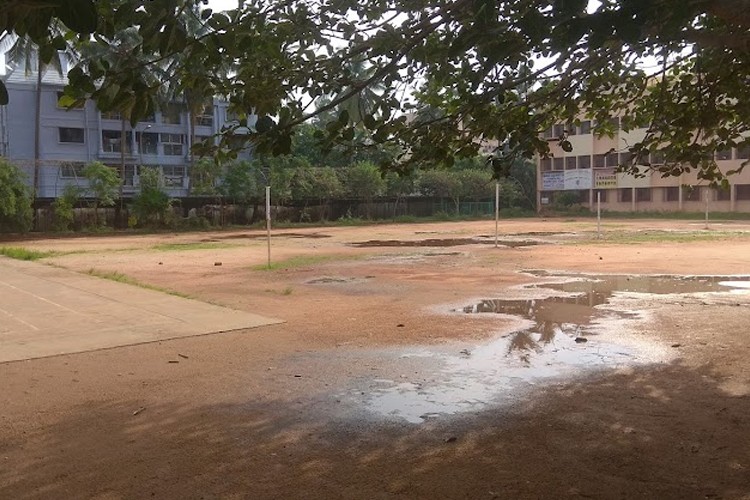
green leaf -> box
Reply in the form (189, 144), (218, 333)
(341, 127), (355, 141)
(57, 93), (78, 108)
(363, 114), (377, 130)
(56, 0), (97, 34)
(255, 116), (275, 133)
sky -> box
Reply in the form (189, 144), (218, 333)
(207, 0), (242, 10)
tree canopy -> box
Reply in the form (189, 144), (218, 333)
(3, 0), (750, 184)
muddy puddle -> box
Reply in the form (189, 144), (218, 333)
(354, 273), (750, 424)
(206, 232), (331, 241)
(350, 238), (539, 248)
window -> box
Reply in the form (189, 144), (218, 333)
(650, 150), (665, 165)
(736, 185), (750, 200)
(56, 91), (84, 109)
(542, 127), (554, 139)
(59, 127), (85, 143)
(619, 152), (633, 166)
(593, 189), (607, 203)
(540, 158), (552, 171)
(122, 165), (137, 186)
(101, 110), (123, 120)
(577, 155), (591, 169)
(162, 103), (183, 124)
(605, 153), (620, 168)
(636, 188), (651, 202)
(609, 117), (620, 129)
(620, 188), (632, 202)
(553, 124), (565, 137)
(579, 120), (591, 134)
(160, 133), (184, 156)
(565, 157), (577, 170)
(566, 123), (577, 136)
(665, 187), (680, 202)
(715, 148), (732, 161)
(60, 162), (85, 178)
(737, 146), (750, 160)
(683, 186), (702, 202)
(197, 114), (213, 127)
(136, 132), (159, 155)
(102, 130), (128, 153)
(716, 186), (731, 201)
(162, 165), (185, 187)
(197, 105), (214, 126)
(553, 158), (564, 170)
(593, 154), (606, 168)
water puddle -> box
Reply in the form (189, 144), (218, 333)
(359, 273), (750, 423)
(216, 232), (331, 240)
(350, 238), (538, 248)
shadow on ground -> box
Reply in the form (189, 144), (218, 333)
(1, 362), (748, 499)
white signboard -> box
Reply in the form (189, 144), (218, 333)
(541, 171), (565, 190)
(594, 168), (617, 189)
(564, 169), (592, 190)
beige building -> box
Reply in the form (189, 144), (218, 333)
(537, 119), (750, 212)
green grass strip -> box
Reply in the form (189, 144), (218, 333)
(573, 230), (750, 245)
(251, 253), (356, 271)
(151, 242), (241, 251)
(0, 246), (59, 261)
(85, 268), (193, 299)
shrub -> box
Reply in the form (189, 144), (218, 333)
(51, 185), (80, 231)
(0, 158), (33, 232)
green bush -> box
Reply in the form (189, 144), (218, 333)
(0, 158), (33, 232)
(51, 185), (79, 231)
(132, 167), (172, 227)
(553, 191), (581, 209)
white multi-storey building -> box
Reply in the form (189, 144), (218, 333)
(538, 119), (750, 212)
(0, 52), (247, 200)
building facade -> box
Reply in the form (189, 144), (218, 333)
(538, 119), (750, 213)
(0, 56), (247, 200)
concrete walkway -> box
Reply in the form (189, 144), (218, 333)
(0, 257), (283, 363)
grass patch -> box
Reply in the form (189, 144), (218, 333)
(574, 229), (750, 245)
(252, 253), (357, 271)
(151, 242), (240, 251)
(0, 246), (59, 261)
(85, 268), (193, 298)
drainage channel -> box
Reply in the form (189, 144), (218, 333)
(354, 274), (750, 424)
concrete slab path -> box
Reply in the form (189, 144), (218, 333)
(0, 257), (283, 363)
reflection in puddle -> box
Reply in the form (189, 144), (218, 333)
(365, 333), (639, 423)
(350, 238), (539, 248)
(362, 274), (750, 424)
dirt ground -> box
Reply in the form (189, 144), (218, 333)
(2, 218), (750, 499)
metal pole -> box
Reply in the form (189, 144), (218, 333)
(597, 191), (601, 239)
(705, 188), (709, 230)
(494, 181), (500, 248)
(265, 184), (271, 268)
